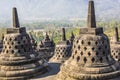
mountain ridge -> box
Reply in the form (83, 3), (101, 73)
(0, 0), (120, 22)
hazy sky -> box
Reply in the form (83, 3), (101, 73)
(0, 0), (87, 20)
(0, 0), (120, 22)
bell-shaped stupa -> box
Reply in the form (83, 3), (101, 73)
(37, 32), (55, 60)
(110, 27), (120, 61)
(56, 1), (120, 80)
(50, 28), (72, 63)
(0, 7), (48, 80)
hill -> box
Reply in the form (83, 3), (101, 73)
(0, 0), (120, 23)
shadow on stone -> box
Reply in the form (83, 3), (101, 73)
(32, 62), (61, 79)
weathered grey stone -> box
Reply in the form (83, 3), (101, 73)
(12, 7), (20, 28)
(0, 7), (48, 80)
(0, 45), (3, 52)
(69, 32), (75, 46)
(56, 1), (120, 80)
(87, 0), (96, 28)
(110, 27), (120, 61)
(29, 33), (37, 49)
(37, 32), (55, 60)
(0, 34), (4, 52)
(50, 28), (72, 63)
(62, 28), (66, 41)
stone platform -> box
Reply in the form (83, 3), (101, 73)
(31, 62), (61, 80)
(31, 62), (120, 80)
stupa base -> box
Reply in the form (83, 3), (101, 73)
(55, 59), (120, 80)
(0, 66), (48, 80)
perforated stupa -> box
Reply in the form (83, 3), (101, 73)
(110, 27), (120, 61)
(56, 1), (120, 80)
(50, 28), (72, 63)
(0, 7), (48, 80)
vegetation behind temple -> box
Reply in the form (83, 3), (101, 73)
(0, 20), (120, 43)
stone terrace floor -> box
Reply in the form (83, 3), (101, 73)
(31, 62), (61, 80)
(31, 62), (120, 80)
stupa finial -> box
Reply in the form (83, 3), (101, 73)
(12, 7), (20, 28)
(62, 28), (66, 41)
(87, 0), (96, 28)
(114, 27), (119, 42)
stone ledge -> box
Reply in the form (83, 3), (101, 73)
(6, 27), (26, 34)
(80, 27), (103, 35)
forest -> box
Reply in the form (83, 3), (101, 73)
(0, 20), (120, 44)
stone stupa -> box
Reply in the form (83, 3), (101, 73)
(110, 27), (120, 61)
(37, 32), (55, 60)
(29, 33), (37, 49)
(0, 7), (48, 80)
(69, 32), (75, 45)
(0, 34), (4, 52)
(50, 28), (72, 63)
(56, 0), (120, 80)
